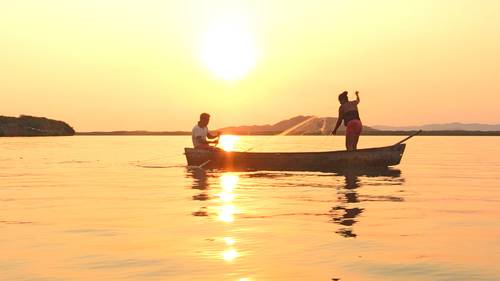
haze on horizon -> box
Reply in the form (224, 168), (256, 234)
(1, 0), (499, 131)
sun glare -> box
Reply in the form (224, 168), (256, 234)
(200, 21), (258, 81)
(218, 135), (239, 151)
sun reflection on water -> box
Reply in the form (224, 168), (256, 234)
(218, 174), (242, 264)
(218, 173), (239, 223)
(222, 248), (239, 262)
(187, 164), (408, 281)
(217, 191), (235, 202)
(224, 237), (235, 246)
(218, 204), (236, 223)
(220, 174), (238, 191)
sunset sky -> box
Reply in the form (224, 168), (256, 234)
(1, 0), (499, 131)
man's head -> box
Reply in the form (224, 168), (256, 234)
(338, 91), (348, 104)
(199, 113), (210, 127)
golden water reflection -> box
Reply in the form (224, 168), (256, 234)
(218, 174), (239, 223)
(187, 168), (404, 280)
(222, 248), (239, 262)
(218, 204), (236, 223)
(224, 237), (235, 246)
(217, 192), (236, 202)
(218, 174), (241, 264)
(330, 169), (404, 238)
(220, 173), (238, 191)
(188, 170), (244, 270)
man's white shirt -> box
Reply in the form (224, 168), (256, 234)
(192, 125), (209, 148)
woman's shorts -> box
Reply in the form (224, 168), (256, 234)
(346, 119), (362, 137)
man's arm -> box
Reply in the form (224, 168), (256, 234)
(331, 108), (343, 135)
(196, 136), (218, 145)
(355, 91), (360, 104)
(207, 131), (220, 139)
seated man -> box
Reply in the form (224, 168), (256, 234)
(192, 113), (220, 150)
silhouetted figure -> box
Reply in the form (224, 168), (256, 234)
(188, 169), (211, 216)
(330, 169), (404, 238)
(332, 91), (362, 151)
(331, 173), (364, 238)
(192, 113), (220, 150)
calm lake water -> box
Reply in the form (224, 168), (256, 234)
(1, 136), (500, 281)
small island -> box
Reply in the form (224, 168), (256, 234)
(0, 115), (75, 137)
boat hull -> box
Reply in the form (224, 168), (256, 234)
(184, 144), (406, 171)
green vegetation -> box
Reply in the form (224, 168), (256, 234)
(0, 115), (75, 137)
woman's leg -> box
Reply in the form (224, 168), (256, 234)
(346, 134), (355, 151)
(352, 134), (359, 150)
(346, 120), (362, 151)
(354, 120), (362, 150)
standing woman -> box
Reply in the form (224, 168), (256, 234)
(332, 91), (362, 151)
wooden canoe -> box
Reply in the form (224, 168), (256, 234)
(184, 143), (406, 171)
(184, 131), (421, 171)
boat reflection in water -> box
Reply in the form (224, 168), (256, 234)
(330, 168), (404, 238)
(190, 169), (212, 217)
(185, 166), (405, 280)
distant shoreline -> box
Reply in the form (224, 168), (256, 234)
(76, 131), (500, 136)
(76, 131), (190, 136)
(4, 114), (499, 137)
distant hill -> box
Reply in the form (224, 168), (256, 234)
(219, 115), (377, 135)
(75, 117), (500, 136)
(373, 122), (500, 131)
(0, 115), (75, 136)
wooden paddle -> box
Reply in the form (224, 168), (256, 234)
(187, 159), (211, 170)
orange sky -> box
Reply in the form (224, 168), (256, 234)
(1, 1), (499, 131)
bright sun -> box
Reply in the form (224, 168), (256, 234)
(200, 22), (257, 81)
(218, 135), (239, 151)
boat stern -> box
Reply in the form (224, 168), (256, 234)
(391, 143), (406, 166)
